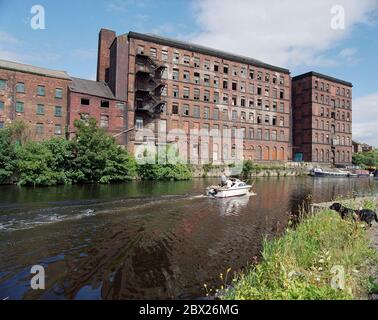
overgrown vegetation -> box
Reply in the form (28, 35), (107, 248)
(0, 119), (192, 186)
(241, 160), (287, 178)
(220, 200), (378, 300)
(353, 150), (378, 168)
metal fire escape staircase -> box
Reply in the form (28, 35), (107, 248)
(135, 53), (167, 117)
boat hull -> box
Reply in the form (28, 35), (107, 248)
(207, 186), (251, 198)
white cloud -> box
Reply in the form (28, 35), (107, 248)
(191, 0), (378, 68)
(353, 92), (378, 147)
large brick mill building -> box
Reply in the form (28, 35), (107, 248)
(292, 72), (353, 165)
(97, 29), (293, 163)
(0, 28), (355, 166)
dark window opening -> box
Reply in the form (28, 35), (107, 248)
(101, 100), (110, 108)
(81, 98), (90, 106)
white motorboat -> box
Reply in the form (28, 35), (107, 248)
(206, 179), (252, 198)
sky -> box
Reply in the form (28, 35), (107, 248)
(0, 0), (377, 146)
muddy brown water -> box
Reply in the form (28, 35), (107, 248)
(0, 177), (377, 300)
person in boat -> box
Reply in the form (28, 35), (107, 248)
(220, 171), (228, 187)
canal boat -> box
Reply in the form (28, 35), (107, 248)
(206, 179), (252, 198)
(310, 168), (351, 178)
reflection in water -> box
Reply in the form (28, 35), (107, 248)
(0, 177), (377, 300)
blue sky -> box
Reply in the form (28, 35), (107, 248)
(0, 0), (378, 146)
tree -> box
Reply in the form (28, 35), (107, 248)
(0, 128), (18, 183)
(70, 119), (137, 183)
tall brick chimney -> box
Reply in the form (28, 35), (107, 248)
(97, 29), (116, 82)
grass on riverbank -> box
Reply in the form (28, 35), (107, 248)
(221, 203), (378, 300)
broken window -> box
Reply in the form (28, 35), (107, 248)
(101, 100), (109, 108)
(257, 99), (262, 109)
(223, 64), (229, 74)
(183, 55), (190, 65)
(223, 93), (228, 104)
(183, 87), (190, 99)
(240, 67), (246, 78)
(214, 76), (219, 88)
(137, 46), (144, 55)
(183, 105), (189, 116)
(257, 72), (262, 81)
(204, 74), (210, 87)
(214, 92), (219, 103)
(249, 98), (254, 108)
(223, 80), (228, 89)
(272, 75), (277, 85)
(194, 88), (200, 100)
(150, 48), (157, 59)
(204, 90), (210, 102)
(81, 98), (90, 106)
(241, 97), (246, 107)
(55, 124), (62, 135)
(272, 116), (277, 126)
(279, 90), (284, 99)
(183, 70), (190, 82)
(264, 101), (270, 111)
(232, 82), (237, 91)
(279, 117), (284, 127)
(279, 76), (284, 85)
(204, 60), (210, 70)
(232, 67), (238, 77)
(214, 62), (219, 72)
(240, 82), (246, 93)
(173, 86), (179, 98)
(172, 69), (179, 80)
(265, 73), (270, 82)
(173, 52), (180, 63)
(249, 70), (254, 80)
(257, 86), (262, 95)
(241, 111), (246, 121)
(194, 72), (200, 84)
(162, 49), (168, 61)
(265, 87), (270, 97)
(194, 57), (200, 68)
(232, 96), (237, 106)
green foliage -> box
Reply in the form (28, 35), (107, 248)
(70, 119), (137, 184)
(17, 140), (71, 186)
(221, 204), (378, 300)
(241, 160), (286, 177)
(0, 128), (18, 183)
(352, 150), (378, 168)
(137, 144), (192, 181)
(137, 163), (192, 181)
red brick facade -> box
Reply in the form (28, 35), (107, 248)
(102, 30), (293, 163)
(292, 72), (353, 165)
(0, 62), (70, 140)
(68, 78), (128, 145)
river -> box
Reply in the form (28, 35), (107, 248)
(0, 177), (377, 300)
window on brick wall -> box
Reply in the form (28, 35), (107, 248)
(172, 104), (179, 115)
(204, 60), (210, 71)
(183, 55), (190, 65)
(172, 69), (179, 80)
(214, 62), (219, 72)
(204, 74), (210, 87)
(223, 64), (229, 74)
(173, 52), (179, 63)
(213, 108), (219, 120)
(16, 82), (25, 93)
(80, 113), (89, 121)
(214, 76), (219, 88)
(173, 86), (179, 98)
(100, 115), (109, 128)
(36, 123), (44, 134)
(193, 106), (200, 118)
(194, 57), (200, 68)
(0, 79), (6, 90)
(183, 70), (190, 82)
(36, 104), (45, 115)
(204, 90), (210, 102)
(37, 85), (45, 96)
(183, 105), (189, 116)
(0, 101), (4, 110)
(214, 92), (219, 103)
(55, 124), (62, 135)
(101, 100), (109, 108)
(183, 87), (190, 99)
(55, 106), (62, 117)
(16, 101), (24, 113)
(162, 49), (168, 61)
(194, 72), (200, 84)
(55, 88), (63, 99)
(204, 107), (209, 119)
(194, 88), (200, 101)
(81, 98), (90, 106)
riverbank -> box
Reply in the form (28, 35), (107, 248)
(220, 197), (378, 300)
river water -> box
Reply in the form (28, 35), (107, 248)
(0, 177), (377, 300)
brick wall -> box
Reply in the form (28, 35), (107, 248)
(0, 68), (70, 140)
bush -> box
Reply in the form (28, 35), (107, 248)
(70, 119), (137, 183)
(221, 207), (378, 300)
(353, 150), (378, 168)
(0, 128), (18, 184)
